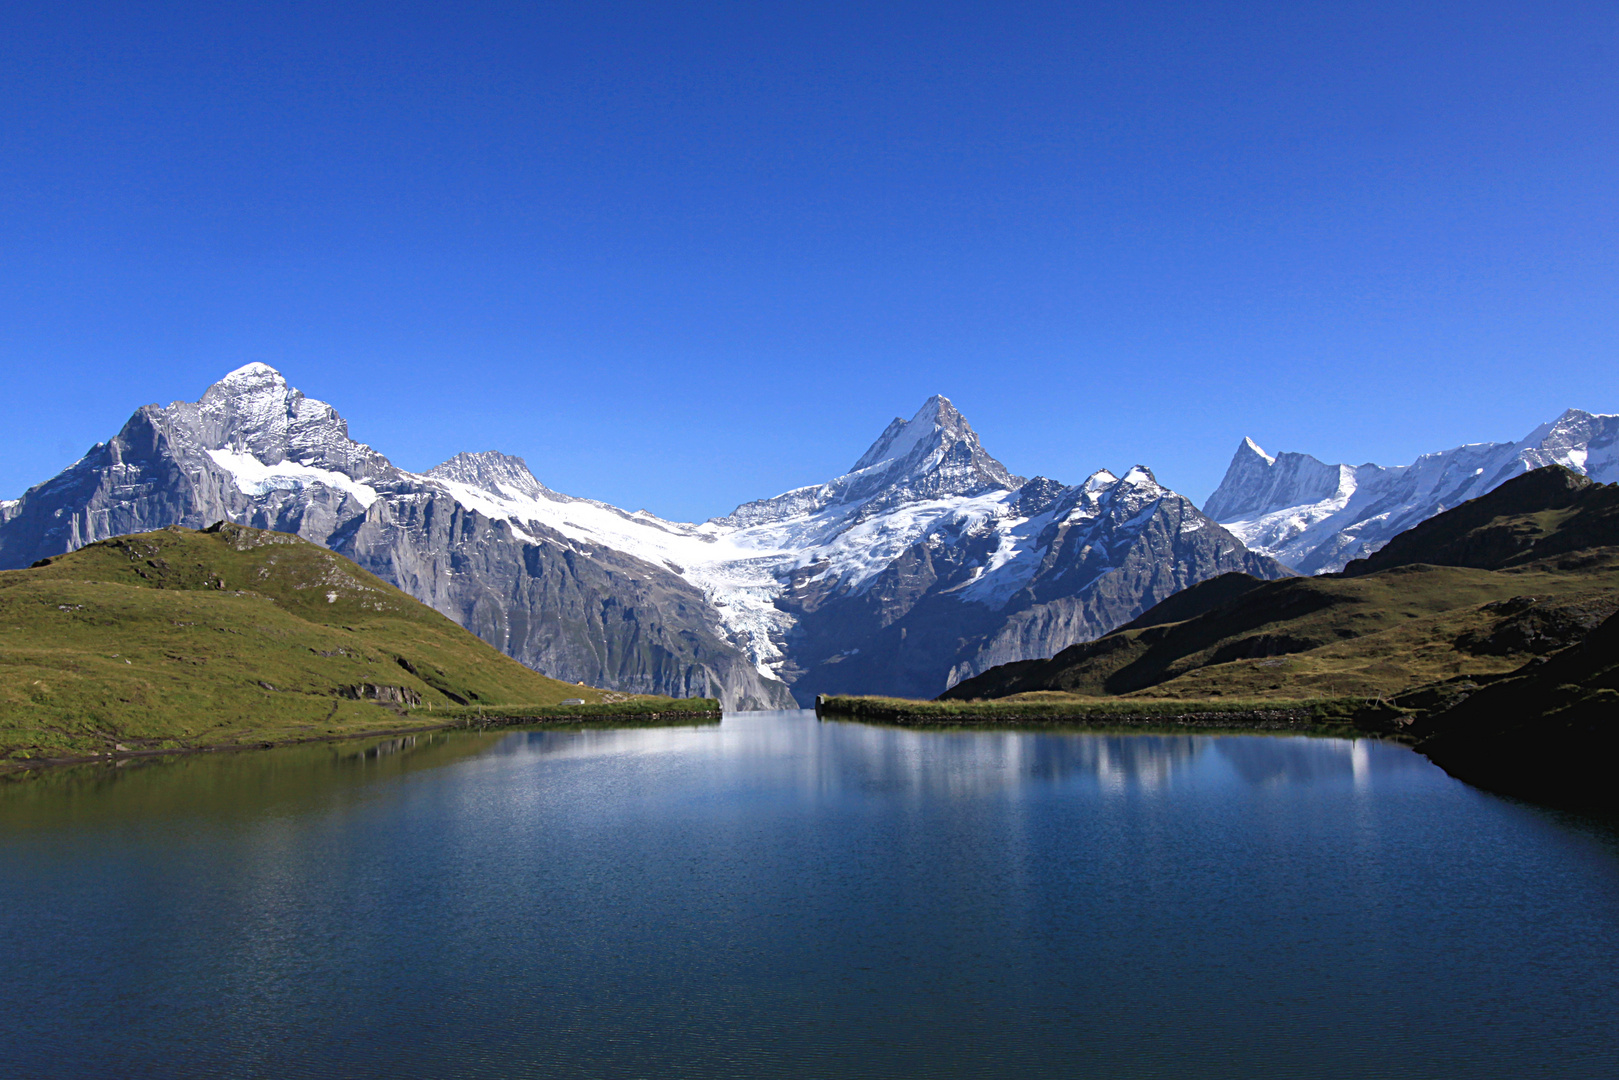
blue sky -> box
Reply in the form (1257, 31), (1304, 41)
(2, 1), (1615, 520)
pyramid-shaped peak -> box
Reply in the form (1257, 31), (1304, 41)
(1083, 468), (1119, 491)
(849, 394), (975, 474)
(1238, 436), (1275, 464)
(1119, 465), (1161, 489)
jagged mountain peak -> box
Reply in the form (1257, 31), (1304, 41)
(849, 394), (972, 474)
(183, 363), (374, 473)
(1202, 438), (1345, 525)
(1118, 465), (1162, 491)
(845, 393), (1020, 492)
(1238, 436), (1275, 464)
(1081, 468), (1119, 491)
(1206, 406), (1619, 574)
(200, 362), (296, 410)
(426, 451), (546, 499)
(718, 395), (1023, 529)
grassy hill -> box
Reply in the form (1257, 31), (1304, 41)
(0, 522), (688, 764)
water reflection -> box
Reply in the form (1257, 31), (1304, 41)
(1212, 735), (1427, 787)
(0, 712), (1442, 832)
(3, 710), (1618, 1080)
(487, 711), (1427, 800)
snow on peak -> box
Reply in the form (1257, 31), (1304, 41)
(427, 451), (546, 499)
(1209, 406), (1619, 574)
(1240, 436), (1275, 464)
(849, 394), (965, 474)
(1083, 468), (1118, 491)
(219, 362), (286, 385)
(1119, 465), (1160, 490)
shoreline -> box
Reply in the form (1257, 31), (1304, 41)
(0, 705), (722, 777)
(812, 694), (1403, 736)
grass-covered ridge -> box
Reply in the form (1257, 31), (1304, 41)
(0, 522), (708, 766)
(817, 693), (1368, 732)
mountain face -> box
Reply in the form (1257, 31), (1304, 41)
(947, 465), (1619, 705)
(1205, 409), (1619, 574)
(0, 365), (792, 710)
(0, 368), (1289, 704)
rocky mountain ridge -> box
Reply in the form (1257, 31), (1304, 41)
(0, 366), (1289, 703)
(1206, 409), (1619, 573)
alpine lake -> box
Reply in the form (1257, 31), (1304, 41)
(2, 710), (1617, 1079)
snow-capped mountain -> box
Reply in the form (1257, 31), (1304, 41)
(0, 367), (1289, 703)
(1205, 409), (1619, 574)
(0, 364), (792, 709)
(376, 392), (1288, 699)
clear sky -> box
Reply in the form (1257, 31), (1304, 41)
(2, 1), (1615, 521)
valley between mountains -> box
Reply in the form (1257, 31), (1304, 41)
(1, 364), (1614, 709)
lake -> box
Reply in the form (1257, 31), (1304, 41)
(2, 710), (1617, 1078)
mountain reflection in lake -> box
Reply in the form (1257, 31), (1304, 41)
(2, 710), (1616, 1079)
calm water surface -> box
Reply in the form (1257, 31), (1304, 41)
(2, 710), (1617, 1079)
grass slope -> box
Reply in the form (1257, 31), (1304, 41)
(0, 522), (690, 763)
(945, 561), (1619, 701)
(1342, 464), (1619, 575)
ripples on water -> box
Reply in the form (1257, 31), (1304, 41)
(2, 710), (1616, 1079)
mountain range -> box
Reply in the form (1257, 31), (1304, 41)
(0, 366), (1288, 705)
(1205, 409), (1619, 573)
(0, 366), (1612, 706)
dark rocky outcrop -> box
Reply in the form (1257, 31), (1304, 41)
(1414, 610), (1619, 811)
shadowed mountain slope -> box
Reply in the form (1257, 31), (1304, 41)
(1341, 465), (1619, 575)
(1206, 409), (1619, 573)
(1413, 609), (1619, 810)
